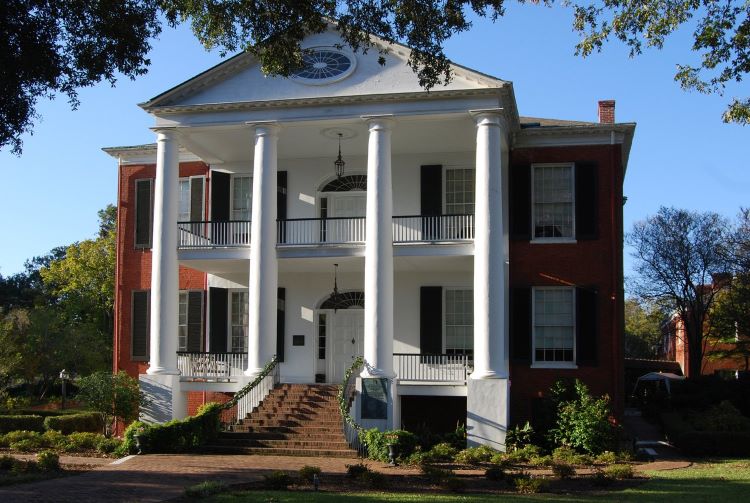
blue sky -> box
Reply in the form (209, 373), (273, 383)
(0, 5), (747, 282)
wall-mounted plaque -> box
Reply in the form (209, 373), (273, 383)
(361, 378), (388, 419)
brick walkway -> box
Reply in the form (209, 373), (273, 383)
(0, 453), (692, 503)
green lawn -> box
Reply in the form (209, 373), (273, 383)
(198, 459), (750, 502)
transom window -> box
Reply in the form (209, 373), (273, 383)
(533, 287), (575, 364)
(445, 289), (473, 356)
(231, 291), (248, 353)
(445, 168), (475, 214)
(533, 164), (574, 239)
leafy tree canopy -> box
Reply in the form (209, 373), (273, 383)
(3, 1), (747, 154)
(624, 298), (665, 359)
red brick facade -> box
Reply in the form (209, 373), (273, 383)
(113, 161), (209, 377)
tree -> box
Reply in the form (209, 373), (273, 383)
(77, 371), (142, 436)
(624, 298), (665, 359)
(628, 207), (733, 378)
(572, 0), (750, 124)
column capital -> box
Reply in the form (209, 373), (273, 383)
(247, 121), (281, 137)
(150, 127), (179, 139)
(469, 108), (506, 128)
(362, 115), (395, 131)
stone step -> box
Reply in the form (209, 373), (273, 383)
(204, 444), (358, 458)
(213, 438), (351, 449)
(219, 431), (346, 441)
(228, 425), (345, 435)
(240, 419), (342, 428)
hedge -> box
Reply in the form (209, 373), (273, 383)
(361, 429), (419, 462)
(661, 412), (750, 456)
(0, 415), (46, 434)
(15, 409), (85, 418)
(44, 412), (103, 434)
(127, 402), (222, 454)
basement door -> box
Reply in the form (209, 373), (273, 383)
(327, 309), (364, 384)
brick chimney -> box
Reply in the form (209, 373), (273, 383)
(598, 100), (615, 124)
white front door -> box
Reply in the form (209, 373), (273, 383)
(328, 308), (364, 383)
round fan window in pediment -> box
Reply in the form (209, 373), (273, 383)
(292, 47), (356, 85)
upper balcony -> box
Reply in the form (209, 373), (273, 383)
(177, 214), (474, 252)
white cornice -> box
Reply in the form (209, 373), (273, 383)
(101, 145), (203, 165)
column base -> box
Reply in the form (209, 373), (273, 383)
(145, 366), (180, 376)
(244, 367), (265, 378)
(139, 374), (188, 424)
(467, 378), (509, 451)
(470, 369), (509, 380)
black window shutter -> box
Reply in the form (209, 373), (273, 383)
(131, 290), (150, 360)
(509, 165), (531, 240)
(576, 287), (598, 366)
(187, 291), (204, 352)
(575, 162), (598, 240)
(210, 171), (231, 221)
(510, 287), (532, 362)
(420, 165), (442, 216)
(135, 179), (153, 248)
(190, 177), (205, 222)
(209, 287), (228, 353)
(277, 287), (286, 362)
(277, 171), (287, 244)
(420, 287), (443, 354)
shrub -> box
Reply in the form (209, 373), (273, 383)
(11, 459), (36, 473)
(66, 432), (102, 451)
(552, 446), (592, 466)
(421, 465), (453, 484)
(0, 415), (45, 434)
(361, 429), (419, 462)
(360, 470), (387, 489)
(443, 476), (466, 492)
(299, 465), (322, 483)
(513, 473), (547, 494)
(484, 466), (506, 481)
(77, 371), (142, 436)
(661, 411), (750, 456)
(505, 444), (541, 463)
(36, 450), (60, 471)
(506, 421), (534, 451)
(263, 471), (293, 490)
(592, 469), (613, 487)
(1, 430), (43, 447)
(41, 430), (70, 450)
(11, 438), (43, 452)
(44, 412), (103, 434)
(551, 462), (575, 479)
(442, 424), (467, 450)
(690, 401), (750, 432)
(490, 452), (509, 466)
(96, 436), (122, 454)
(422, 442), (458, 463)
(528, 455), (554, 467)
(133, 402), (221, 453)
(454, 445), (496, 465)
(345, 462), (370, 478)
(0, 454), (16, 470)
(604, 464), (635, 479)
(595, 450), (618, 464)
(184, 481), (227, 498)
(549, 380), (617, 455)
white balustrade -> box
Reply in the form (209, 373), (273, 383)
(392, 214), (474, 243)
(177, 352), (248, 379)
(278, 217), (366, 245)
(177, 221), (251, 248)
(394, 353), (472, 383)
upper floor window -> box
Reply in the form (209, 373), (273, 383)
(533, 287), (575, 365)
(232, 175), (252, 221)
(177, 176), (205, 223)
(445, 168), (475, 214)
(134, 179), (153, 248)
(231, 291), (248, 353)
(532, 164), (574, 239)
(445, 288), (473, 356)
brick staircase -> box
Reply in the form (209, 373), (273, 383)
(206, 383), (358, 458)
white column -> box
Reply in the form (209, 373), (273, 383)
(362, 117), (395, 378)
(472, 111), (508, 379)
(245, 124), (280, 377)
(147, 130), (180, 375)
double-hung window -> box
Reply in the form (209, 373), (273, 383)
(445, 289), (473, 356)
(533, 287), (575, 365)
(445, 168), (475, 214)
(231, 291), (249, 353)
(532, 163), (574, 240)
(178, 292), (188, 352)
(232, 175), (252, 221)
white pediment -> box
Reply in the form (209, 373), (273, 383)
(144, 29), (506, 110)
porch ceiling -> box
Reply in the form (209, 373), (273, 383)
(176, 114), (476, 164)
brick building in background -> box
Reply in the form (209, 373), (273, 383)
(105, 27), (635, 449)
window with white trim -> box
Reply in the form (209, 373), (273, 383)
(445, 168), (475, 214)
(231, 291), (248, 352)
(532, 164), (574, 239)
(533, 287), (575, 364)
(178, 179), (190, 222)
(178, 292), (188, 352)
(177, 176), (205, 223)
(445, 289), (473, 356)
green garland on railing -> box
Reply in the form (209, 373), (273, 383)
(337, 356), (364, 431)
(220, 355), (279, 411)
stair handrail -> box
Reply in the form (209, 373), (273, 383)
(220, 356), (279, 426)
(337, 356), (366, 456)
